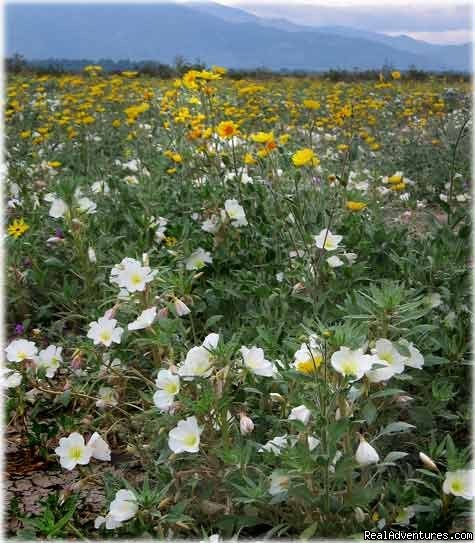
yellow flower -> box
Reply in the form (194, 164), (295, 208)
(279, 134), (290, 144)
(244, 153), (257, 165)
(295, 353), (323, 374)
(164, 150), (183, 164)
(346, 201), (367, 212)
(112, 119), (121, 128)
(337, 144), (349, 152)
(165, 236), (177, 247)
(250, 131), (274, 144)
(217, 120), (239, 139)
(8, 218), (29, 238)
(388, 174), (403, 184)
(292, 148), (319, 167)
(47, 161), (62, 168)
(20, 130), (31, 139)
(303, 99), (320, 110)
(211, 65), (227, 75)
(391, 71), (401, 80)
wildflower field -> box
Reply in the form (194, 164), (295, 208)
(4, 66), (472, 539)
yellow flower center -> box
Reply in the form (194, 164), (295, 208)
(130, 273), (142, 285)
(17, 351), (27, 361)
(99, 331), (112, 343)
(183, 434), (198, 447)
(379, 352), (394, 364)
(164, 383), (178, 394)
(69, 447), (83, 461)
(451, 480), (463, 492)
(341, 360), (358, 376)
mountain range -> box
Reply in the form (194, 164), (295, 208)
(6, 2), (472, 71)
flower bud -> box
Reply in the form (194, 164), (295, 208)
(71, 350), (84, 370)
(354, 506), (367, 523)
(88, 247), (97, 263)
(355, 436), (380, 466)
(157, 307), (169, 320)
(419, 452), (438, 471)
(239, 412), (254, 435)
(292, 282), (305, 294)
(174, 298), (191, 317)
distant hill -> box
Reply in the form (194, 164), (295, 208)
(6, 3), (471, 71)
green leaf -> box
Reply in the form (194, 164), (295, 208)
(300, 521), (319, 540)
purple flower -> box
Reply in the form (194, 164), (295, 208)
(14, 323), (25, 335)
(54, 228), (64, 239)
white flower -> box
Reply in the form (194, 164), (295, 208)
(5, 339), (38, 362)
(77, 197), (97, 214)
(174, 298), (191, 317)
(168, 416), (202, 454)
(400, 339), (424, 369)
(154, 216), (168, 243)
(259, 434), (296, 455)
(123, 175), (139, 186)
(331, 347), (374, 381)
(240, 346), (276, 377)
(395, 506), (415, 525)
(327, 255), (344, 268)
(154, 369), (180, 411)
(239, 413), (254, 435)
(88, 432), (111, 461)
(355, 437), (380, 467)
(127, 307), (157, 331)
(178, 334), (219, 379)
(314, 229), (343, 251)
(110, 257), (157, 293)
(96, 387), (118, 408)
(87, 316), (124, 347)
(36, 345), (63, 378)
(202, 333), (220, 350)
(94, 514), (122, 530)
(223, 199), (248, 227)
(269, 471), (290, 496)
(109, 489), (139, 521)
(49, 197), (68, 219)
(366, 339), (405, 383)
(288, 405), (311, 425)
(343, 252), (357, 265)
(91, 180), (110, 194)
(1, 368), (22, 388)
(443, 470), (474, 500)
(202, 215), (220, 234)
(123, 159), (140, 172)
(54, 432), (93, 470)
(185, 248), (213, 270)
